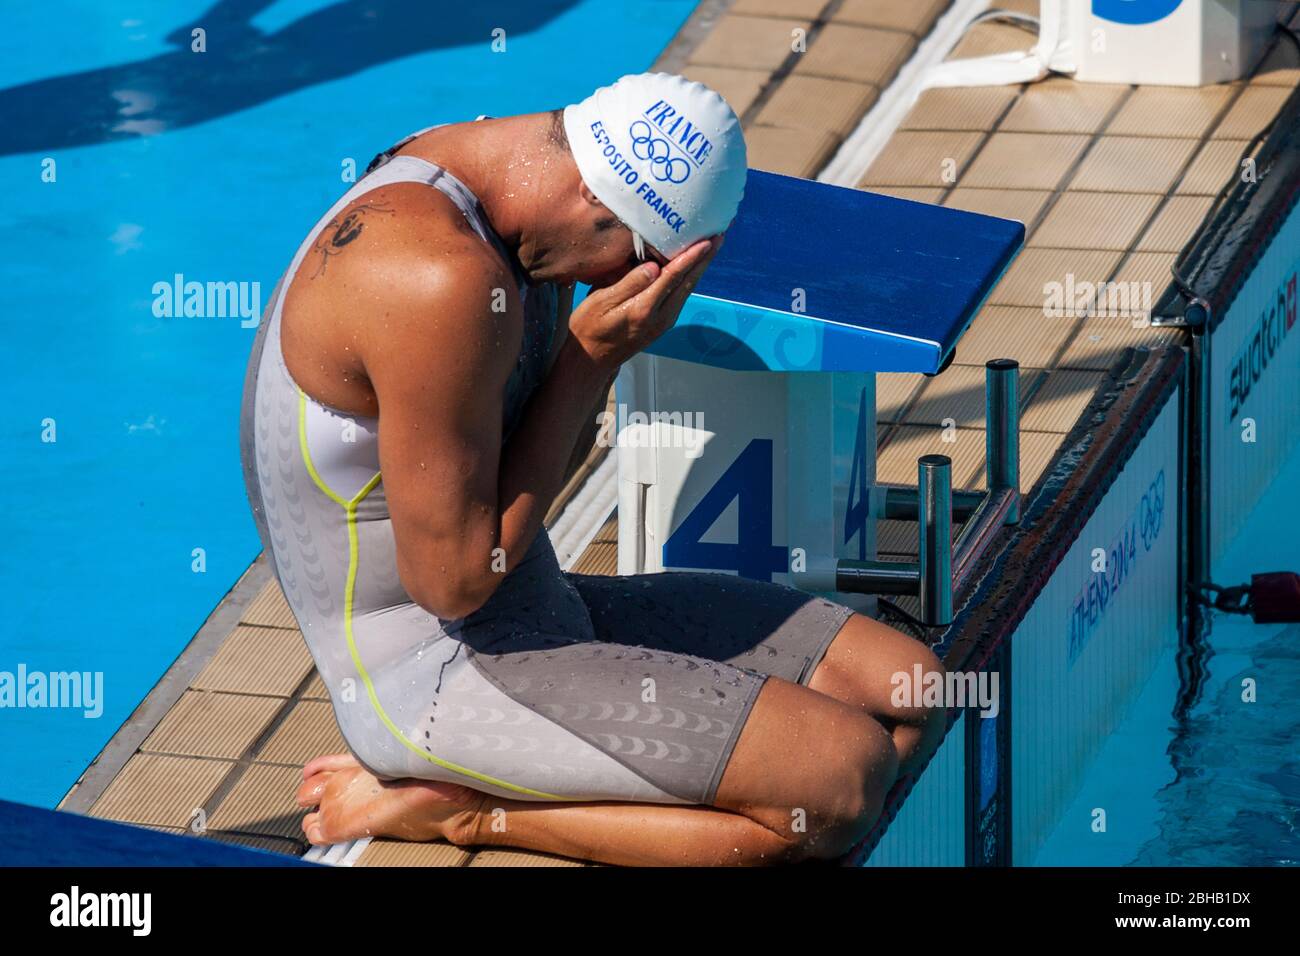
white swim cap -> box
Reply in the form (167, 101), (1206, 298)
(563, 73), (747, 259)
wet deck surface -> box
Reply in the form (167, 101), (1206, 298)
(64, 0), (1300, 863)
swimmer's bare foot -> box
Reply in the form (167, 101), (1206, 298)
(296, 753), (485, 846)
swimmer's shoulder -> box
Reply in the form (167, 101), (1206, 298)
(299, 179), (522, 321)
(282, 181), (522, 412)
(342, 179), (510, 276)
(343, 195), (523, 409)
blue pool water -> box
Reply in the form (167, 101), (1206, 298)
(1036, 445), (1300, 866)
(0, 0), (695, 808)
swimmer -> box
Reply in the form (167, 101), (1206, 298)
(240, 73), (946, 866)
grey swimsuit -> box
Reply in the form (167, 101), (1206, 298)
(240, 135), (852, 805)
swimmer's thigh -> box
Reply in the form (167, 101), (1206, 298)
(563, 572), (898, 830)
(368, 537), (774, 807)
(565, 570), (854, 686)
(452, 613), (772, 807)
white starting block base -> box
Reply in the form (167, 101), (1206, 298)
(616, 352), (877, 612)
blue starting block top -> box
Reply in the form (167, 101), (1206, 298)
(647, 170), (1024, 374)
(0, 798), (313, 866)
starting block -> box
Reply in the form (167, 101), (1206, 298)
(616, 170), (1024, 614)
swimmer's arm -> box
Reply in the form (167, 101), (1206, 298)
(543, 283), (574, 375)
(547, 285), (615, 490)
(366, 257), (611, 620)
(370, 243), (713, 619)
(556, 282), (575, 331)
(559, 375), (617, 488)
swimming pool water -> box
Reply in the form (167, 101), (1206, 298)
(0, 0), (695, 808)
(1036, 444), (1300, 866)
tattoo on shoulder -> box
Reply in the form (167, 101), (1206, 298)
(310, 200), (395, 277)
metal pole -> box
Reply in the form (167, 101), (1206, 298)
(1188, 309), (1212, 599)
(918, 455), (953, 626)
(883, 486), (985, 522)
(986, 359), (1020, 523)
(1177, 305), (1213, 718)
(835, 561), (921, 594)
(952, 486), (1019, 596)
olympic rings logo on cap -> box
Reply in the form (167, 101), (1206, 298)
(629, 120), (691, 184)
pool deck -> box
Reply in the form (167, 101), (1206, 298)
(59, 0), (1300, 865)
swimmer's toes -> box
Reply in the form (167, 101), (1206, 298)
(296, 775), (331, 808)
(302, 811), (325, 845)
(302, 752), (359, 780)
(298, 767), (485, 845)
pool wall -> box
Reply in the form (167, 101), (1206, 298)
(1154, 83), (1300, 576)
(1010, 395), (1181, 864)
(1207, 199), (1300, 570)
(864, 712), (966, 866)
(849, 347), (1187, 866)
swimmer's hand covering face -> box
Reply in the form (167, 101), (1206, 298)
(564, 73), (747, 260)
(568, 235), (722, 371)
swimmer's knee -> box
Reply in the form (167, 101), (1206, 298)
(787, 716), (899, 862)
(849, 713), (900, 805)
(909, 644), (950, 753)
(890, 639), (948, 728)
